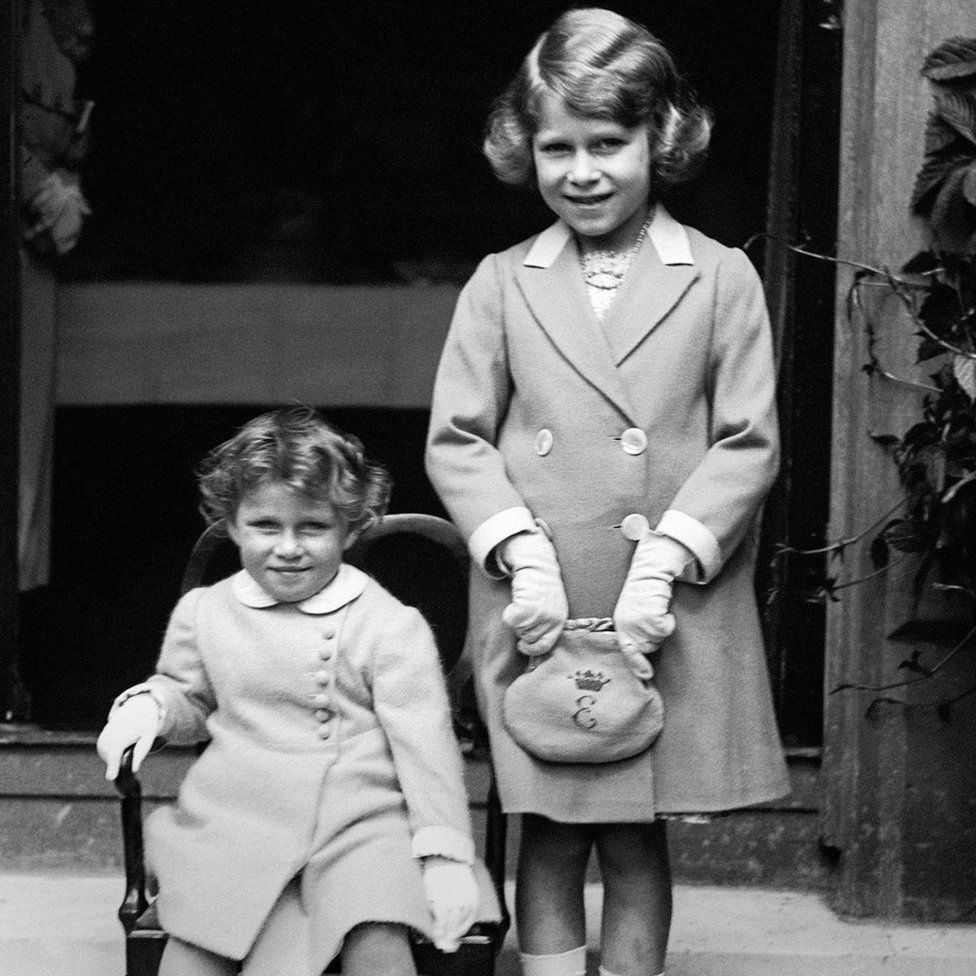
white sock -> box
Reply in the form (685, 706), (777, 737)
(520, 945), (587, 976)
(598, 968), (664, 976)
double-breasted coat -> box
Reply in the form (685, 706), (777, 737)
(124, 564), (484, 969)
(425, 205), (790, 821)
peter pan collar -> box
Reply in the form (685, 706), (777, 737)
(232, 563), (369, 614)
(522, 202), (695, 269)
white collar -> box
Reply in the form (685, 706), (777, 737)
(231, 562), (369, 614)
(522, 203), (695, 269)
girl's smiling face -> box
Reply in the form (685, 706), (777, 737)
(227, 480), (357, 603)
(532, 91), (652, 253)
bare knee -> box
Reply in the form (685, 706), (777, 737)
(519, 814), (594, 880)
(340, 922), (416, 976)
(595, 820), (669, 882)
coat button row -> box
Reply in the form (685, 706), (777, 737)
(535, 427), (648, 457)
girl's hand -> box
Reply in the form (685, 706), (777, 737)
(614, 532), (694, 663)
(421, 857), (479, 952)
(498, 528), (568, 655)
(96, 691), (162, 781)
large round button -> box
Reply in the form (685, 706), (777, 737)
(620, 513), (650, 541)
(311, 693), (331, 709)
(314, 670), (331, 686)
(319, 647), (333, 662)
(321, 629), (335, 640)
(318, 726), (332, 740)
(535, 429), (554, 456)
(315, 708), (332, 722)
(620, 428), (648, 455)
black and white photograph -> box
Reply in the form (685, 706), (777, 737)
(1, 2), (975, 974)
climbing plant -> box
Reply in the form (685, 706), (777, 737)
(777, 37), (976, 712)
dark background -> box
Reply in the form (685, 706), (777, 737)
(27, 1), (786, 730)
(62, 0), (780, 282)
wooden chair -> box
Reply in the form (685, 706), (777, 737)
(114, 513), (510, 976)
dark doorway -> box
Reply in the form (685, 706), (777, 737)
(10, 2), (838, 744)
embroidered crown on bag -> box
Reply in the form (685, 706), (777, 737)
(569, 669), (611, 692)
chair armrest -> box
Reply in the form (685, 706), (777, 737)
(114, 744), (150, 934)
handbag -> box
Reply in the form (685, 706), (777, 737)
(502, 618), (664, 764)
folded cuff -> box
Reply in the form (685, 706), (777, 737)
(411, 825), (476, 864)
(469, 506), (536, 578)
(655, 509), (722, 583)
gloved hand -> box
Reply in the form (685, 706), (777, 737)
(96, 691), (162, 781)
(23, 170), (91, 255)
(498, 528), (568, 656)
(614, 532), (694, 674)
(422, 857), (480, 952)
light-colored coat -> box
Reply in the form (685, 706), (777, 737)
(426, 207), (790, 821)
(139, 564), (476, 967)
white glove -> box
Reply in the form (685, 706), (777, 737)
(498, 528), (568, 656)
(96, 692), (162, 781)
(422, 858), (480, 952)
(24, 171), (90, 255)
(614, 532), (695, 673)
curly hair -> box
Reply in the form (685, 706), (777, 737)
(483, 7), (711, 192)
(197, 406), (391, 531)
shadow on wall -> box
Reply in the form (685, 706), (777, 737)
(20, 405), (446, 730)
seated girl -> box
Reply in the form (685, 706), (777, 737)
(97, 406), (481, 976)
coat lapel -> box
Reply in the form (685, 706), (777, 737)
(602, 205), (700, 366)
(515, 222), (639, 422)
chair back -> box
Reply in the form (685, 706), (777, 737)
(180, 513), (470, 676)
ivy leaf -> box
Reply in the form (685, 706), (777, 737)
(953, 354), (976, 398)
(921, 37), (976, 82)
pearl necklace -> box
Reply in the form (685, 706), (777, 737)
(578, 215), (653, 291)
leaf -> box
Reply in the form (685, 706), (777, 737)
(868, 432), (901, 447)
(933, 88), (976, 145)
(896, 649), (932, 674)
(922, 37), (976, 82)
(869, 533), (890, 570)
(911, 146), (968, 215)
(888, 618), (971, 645)
(953, 354), (976, 398)
(930, 167), (976, 252)
(883, 518), (929, 553)
(902, 250), (942, 275)
(918, 281), (962, 339)
(965, 162), (976, 205)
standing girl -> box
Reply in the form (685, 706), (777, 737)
(97, 407), (481, 976)
(425, 9), (789, 976)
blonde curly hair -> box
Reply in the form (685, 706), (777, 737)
(483, 7), (711, 193)
(197, 406), (391, 531)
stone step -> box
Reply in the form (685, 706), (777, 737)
(1, 731), (829, 889)
(2, 873), (975, 976)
